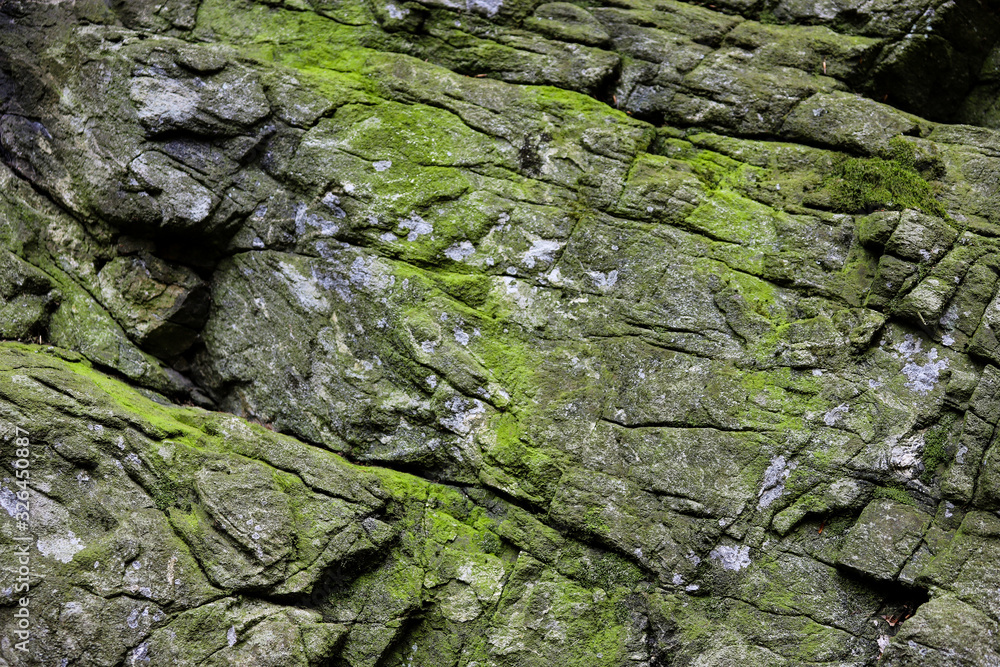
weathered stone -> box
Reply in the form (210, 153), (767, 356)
(836, 499), (932, 581)
(881, 596), (1000, 667)
(96, 253), (209, 357)
(5, 0), (1000, 662)
(782, 92), (923, 155)
(524, 3), (611, 46)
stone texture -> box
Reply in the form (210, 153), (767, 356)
(2, 0), (1000, 664)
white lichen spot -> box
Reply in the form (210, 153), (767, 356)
(129, 642), (150, 666)
(440, 396), (486, 435)
(709, 545), (751, 571)
(373, 160), (392, 172)
(824, 403), (849, 426)
(349, 257), (371, 287)
(466, 0), (503, 16)
(227, 625), (237, 647)
(0, 486), (19, 518)
(294, 202), (339, 235)
(400, 213), (432, 241)
(940, 303), (959, 329)
(896, 334), (922, 360)
(381, 232), (398, 242)
(386, 4), (409, 19)
(812, 369), (823, 376)
(522, 239), (561, 269)
(445, 241), (475, 261)
(420, 340), (437, 354)
(426, 375), (438, 389)
(588, 269), (618, 290)
(902, 350), (948, 395)
(454, 329), (470, 346)
(758, 455), (797, 508)
(278, 261), (330, 312)
(886, 434), (923, 473)
(672, 573), (683, 585)
(320, 193), (346, 219)
(942, 334), (955, 346)
(36, 531), (85, 563)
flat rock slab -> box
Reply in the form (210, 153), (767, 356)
(836, 498), (932, 581)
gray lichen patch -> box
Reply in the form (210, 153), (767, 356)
(709, 545), (752, 571)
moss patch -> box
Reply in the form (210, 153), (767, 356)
(829, 137), (946, 218)
(873, 483), (917, 507)
(922, 413), (958, 483)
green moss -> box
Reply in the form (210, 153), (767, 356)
(482, 413), (560, 499)
(736, 367), (827, 432)
(48, 348), (201, 443)
(921, 413), (958, 483)
(591, 552), (644, 592)
(829, 138), (946, 218)
(684, 189), (780, 252)
(809, 447), (835, 468)
(727, 271), (779, 318)
(428, 272), (493, 309)
(873, 484), (917, 507)
(758, 10), (781, 25)
(886, 135), (917, 169)
(151, 476), (190, 512)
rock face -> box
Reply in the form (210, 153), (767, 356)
(3, 0), (1000, 664)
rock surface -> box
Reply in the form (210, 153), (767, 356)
(2, 0), (1000, 664)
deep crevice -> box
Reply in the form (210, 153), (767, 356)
(836, 569), (931, 636)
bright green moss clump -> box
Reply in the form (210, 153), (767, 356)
(830, 137), (947, 218)
(872, 483), (917, 506)
(921, 413), (957, 483)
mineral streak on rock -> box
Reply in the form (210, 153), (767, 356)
(2, 0), (1000, 665)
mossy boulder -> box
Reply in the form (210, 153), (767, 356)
(5, 0), (1000, 663)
